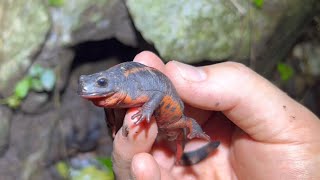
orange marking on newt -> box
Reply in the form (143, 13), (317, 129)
(121, 94), (149, 106)
(124, 66), (153, 77)
(124, 67), (144, 77)
(161, 95), (182, 113)
(92, 92), (126, 107)
(157, 95), (183, 124)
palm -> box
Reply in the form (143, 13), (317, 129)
(149, 110), (301, 179)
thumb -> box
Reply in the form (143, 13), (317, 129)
(165, 61), (320, 143)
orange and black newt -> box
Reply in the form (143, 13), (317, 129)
(78, 61), (220, 165)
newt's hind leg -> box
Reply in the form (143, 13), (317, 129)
(168, 116), (210, 141)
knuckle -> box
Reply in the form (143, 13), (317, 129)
(223, 61), (250, 72)
(217, 61), (254, 81)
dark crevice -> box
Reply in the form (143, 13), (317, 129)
(70, 38), (140, 70)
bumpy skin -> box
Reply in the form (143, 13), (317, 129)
(78, 62), (220, 165)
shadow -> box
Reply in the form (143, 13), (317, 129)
(70, 38), (140, 70)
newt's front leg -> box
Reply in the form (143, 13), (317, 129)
(131, 92), (164, 124)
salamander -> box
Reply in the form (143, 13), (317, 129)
(78, 61), (220, 165)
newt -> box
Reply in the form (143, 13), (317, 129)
(78, 61), (220, 165)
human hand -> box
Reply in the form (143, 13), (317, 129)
(112, 51), (320, 180)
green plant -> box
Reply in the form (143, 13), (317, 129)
(96, 157), (113, 171)
(0, 64), (56, 108)
(252, 0), (264, 8)
(55, 157), (114, 180)
(72, 166), (114, 180)
(56, 161), (70, 179)
(277, 62), (294, 81)
(48, 0), (65, 7)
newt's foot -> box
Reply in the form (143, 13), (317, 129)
(131, 108), (152, 124)
(185, 117), (211, 141)
(187, 131), (210, 141)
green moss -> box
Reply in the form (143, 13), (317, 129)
(48, 0), (65, 7)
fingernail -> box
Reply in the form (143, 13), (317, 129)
(172, 61), (207, 81)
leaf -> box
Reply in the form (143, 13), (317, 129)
(29, 64), (44, 77)
(48, 0), (65, 7)
(97, 157), (113, 170)
(31, 79), (44, 92)
(277, 63), (294, 81)
(72, 166), (114, 180)
(14, 77), (32, 98)
(252, 0), (264, 8)
(40, 69), (56, 91)
(55, 161), (70, 179)
(6, 96), (21, 108)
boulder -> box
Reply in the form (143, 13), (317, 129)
(0, 106), (11, 156)
(127, 0), (319, 74)
(0, 0), (49, 95)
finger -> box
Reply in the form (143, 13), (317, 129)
(112, 108), (158, 180)
(133, 51), (166, 73)
(165, 61), (320, 143)
(131, 153), (174, 180)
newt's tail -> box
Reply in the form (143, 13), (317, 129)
(177, 141), (220, 166)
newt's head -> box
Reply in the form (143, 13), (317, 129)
(78, 68), (125, 99)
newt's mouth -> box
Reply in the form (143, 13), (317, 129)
(78, 91), (115, 99)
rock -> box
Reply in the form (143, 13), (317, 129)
(20, 92), (49, 114)
(46, 59), (118, 163)
(35, 48), (74, 93)
(127, 0), (319, 73)
(293, 43), (320, 77)
(127, 0), (251, 63)
(0, 0), (50, 95)
(0, 0), (137, 96)
(30, 0), (137, 93)
(252, 0), (319, 76)
(0, 106), (12, 156)
(48, 0), (137, 47)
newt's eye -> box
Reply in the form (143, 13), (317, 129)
(97, 77), (108, 87)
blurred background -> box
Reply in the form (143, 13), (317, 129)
(0, 0), (319, 179)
